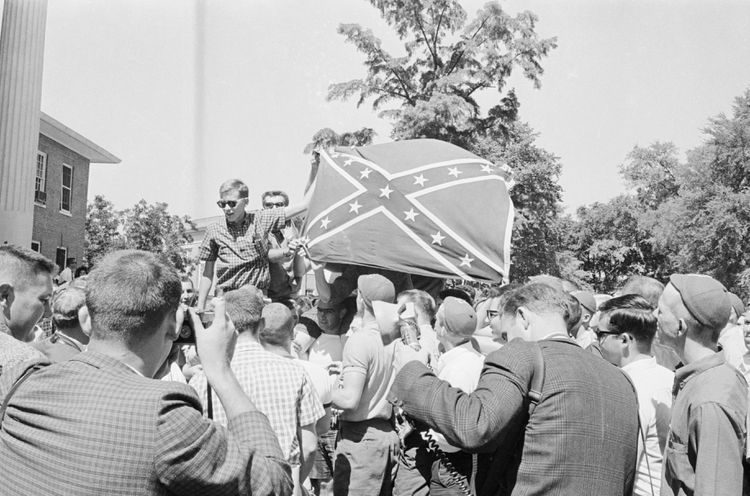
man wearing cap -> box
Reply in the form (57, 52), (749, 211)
(395, 297), (486, 496)
(331, 274), (401, 496)
(33, 279), (90, 362)
(656, 274), (748, 496)
(392, 283), (639, 495)
(571, 290), (597, 348)
(596, 294), (674, 496)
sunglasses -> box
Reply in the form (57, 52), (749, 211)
(216, 198), (247, 208)
(263, 201), (286, 208)
(595, 330), (621, 342)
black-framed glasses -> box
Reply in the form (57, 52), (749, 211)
(217, 198), (247, 208)
(595, 330), (621, 342)
(263, 201), (286, 208)
(486, 309), (499, 320)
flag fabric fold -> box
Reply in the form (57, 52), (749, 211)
(301, 138), (514, 283)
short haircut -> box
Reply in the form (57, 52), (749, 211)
(86, 250), (181, 344)
(261, 190), (290, 206)
(618, 276), (664, 309)
(224, 286), (264, 334)
(219, 179), (249, 198)
(259, 303), (295, 347)
(502, 283), (570, 321)
(598, 294), (657, 344)
(397, 289), (437, 323)
(0, 245), (56, 289)
(51, 286), (86, 330)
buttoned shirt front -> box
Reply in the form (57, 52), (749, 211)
(662, 351), (747, 496)
(190, 338), (324, 465)
(198, 208), (286, 291)
(622, 356), (673, 496)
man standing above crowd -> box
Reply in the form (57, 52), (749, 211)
(0, 249), (292, 495)
(0, 245), (52, 374)
(331, 274), (401, 496)
(656, 274), (747, 496)
(262, 190), (307, 306)
(196, 178), (311, 310)
(596, 294), (674, 496)
(190, 286), (323, 495)
(392, 283), (639, 495)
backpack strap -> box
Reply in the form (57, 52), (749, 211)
(0, 363), (45, 429)
(527, 342), (546, 417)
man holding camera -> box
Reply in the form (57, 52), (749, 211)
(0, 250), (292, 495)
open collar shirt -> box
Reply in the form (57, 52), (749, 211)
(198, 208), (286, 291)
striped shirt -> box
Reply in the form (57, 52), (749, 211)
(190, 338), (324, 465)
(198, 208), (286, 291)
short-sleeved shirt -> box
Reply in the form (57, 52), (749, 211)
(340, 322), (396, 422)
(198, 208), (286, 291)
(190, 338), (324, 465)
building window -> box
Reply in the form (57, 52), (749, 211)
(60, 164), (73, 214)
(34, 151), (47, 206)
(31, 240), (41, 253)
(55, 247), (67, 271)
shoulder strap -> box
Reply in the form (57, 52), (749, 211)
(0, 363), (45, 429)
(527, 342), (546, 417)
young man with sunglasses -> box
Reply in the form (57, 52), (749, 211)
(596, 294), (674, 496)
(196, 179), (310, 311)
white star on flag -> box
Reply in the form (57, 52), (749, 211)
(481, 164), (493, 173)
(448, 167), (462, 178)
(360, 168), (372, 179)
(459, 253), (474, 267)
(343, 158), (354, 166)
(431, 231), (446, 245)
(348, 200), (362, 214)
(320, 217), (331, 229)
(413, 174), (428, 187)
(379, 184), (393, 199)
(404, 208), (419, 222)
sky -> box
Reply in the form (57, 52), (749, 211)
(5, 0), (750, 220)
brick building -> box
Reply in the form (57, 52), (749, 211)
(31, 112), (120, 271)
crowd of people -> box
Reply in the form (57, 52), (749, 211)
(1, 176), (749, 496)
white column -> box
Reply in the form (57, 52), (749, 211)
(0, 0), (48, 247)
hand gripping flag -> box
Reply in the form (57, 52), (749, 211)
(301, 139), (514, 283)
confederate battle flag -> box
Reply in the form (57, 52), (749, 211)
(301, 139), (514, 283)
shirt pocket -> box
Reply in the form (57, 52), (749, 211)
(664, 437), (693, 490)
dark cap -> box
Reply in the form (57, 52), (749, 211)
(357, 274), (395, 308)
(668, 274), (730, 330)
(440, 297), (477, 337)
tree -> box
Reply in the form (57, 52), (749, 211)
(328, 0), (556, 147)
(84, 195), (124, 266)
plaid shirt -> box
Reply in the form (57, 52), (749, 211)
(191, 339), (324, 465)
(198, 208), (286, 291)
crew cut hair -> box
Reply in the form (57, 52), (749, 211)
(86, 250), (181, 344)
(261, 190), (290, 206)
(397, 289), (437, 323)
(219, 179), (249, 198)
(502, 283), (570, 322)
(224, 286), (264, 334)
(598, 294), (657, 344)
(259, 303), (295, 347)
(0, 245), (57, 285)
(618, 275), (664, 309)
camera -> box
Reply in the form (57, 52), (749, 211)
(176, 308), (215, 344)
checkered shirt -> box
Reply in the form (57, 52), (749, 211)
(190, 339), (324, 465)
(0, 323), (45, 377)
(198, 208), (286, 291)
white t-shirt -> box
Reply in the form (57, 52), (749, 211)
(296, 358), (334, 406)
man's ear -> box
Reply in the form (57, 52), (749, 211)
(677, 319), (687, 336)
(78, 305), (92, 336)
(517, 306), (531, 330)
(0, 282), (13, 305)
(583, 313), (591, 323)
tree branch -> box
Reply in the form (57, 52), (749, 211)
(413, 8), (440, 72)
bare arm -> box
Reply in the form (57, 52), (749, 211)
(298, 423), (318, 482)
(196, 261), (215, 312)
(331, 371), (365, 411)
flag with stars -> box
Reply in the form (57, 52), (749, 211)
(301, 139), (514, 283)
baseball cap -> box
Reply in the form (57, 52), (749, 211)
(357, 274), (395, 308)
(571, 290), (597, 314)
(668, 274), (730, 330)
(440, 297), (477, 337)
(728, 292), (745, 318)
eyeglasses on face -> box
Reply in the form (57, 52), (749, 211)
(263, 201), (286, 208)
(486, 309), (500, 320)
(216, 198), (247, 208)
(595, 330), (621, 342)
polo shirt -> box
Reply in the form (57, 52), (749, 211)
(198, 208), (286, 291)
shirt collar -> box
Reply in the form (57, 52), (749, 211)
(621, 355), (657, 374)
(673, 351), (726, 395)
(435, 341), (476, 373)
(54, 331), (86, 352)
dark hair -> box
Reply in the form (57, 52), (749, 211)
(86, 250), (181, 344)
(0, 245), (57, 284)
(438, 287), (473, 306)
(259, 303), (295, 347)
(397, 289), (437, 322)
(618, 276), (664, 309)
(224, 286), (264, 333)
(74, 266), (89, 278)
(502, 283), (570, 321)
(261, 190), (290, 206)
(598, 294), (657, 344)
